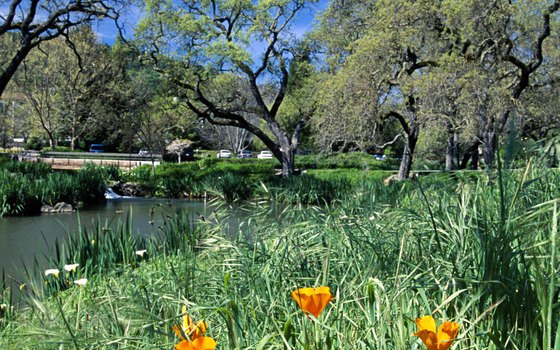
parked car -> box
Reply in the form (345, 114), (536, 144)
(138, 148), (150, 156)
(89, 144), (105, 153)
(372, 154), (387, 161)
(257, 150), (273, 159)
(217, 149), (232, 158)
(237, 150), (253, 158)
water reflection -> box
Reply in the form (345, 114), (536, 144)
(0, 198), (210, 281)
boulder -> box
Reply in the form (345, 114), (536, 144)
(111, 181), (147, 197)
(41, 202), (75, 213)
(384, 174), (401, 186)
(54, 202), (74, 212)
(41, 205), (55, 213)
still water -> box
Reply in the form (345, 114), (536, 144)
(0, 198), (210, 281)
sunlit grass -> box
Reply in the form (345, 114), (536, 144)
(0, 160), (559, 349)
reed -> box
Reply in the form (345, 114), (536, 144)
(0, 160), (558, 349)
(0, 162), (109, 216)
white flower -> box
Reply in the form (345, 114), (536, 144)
(64, 263), (79, 272)
(135, 249), (147, 257)
(0, 303), (7, 311)
(74, 278), (88, 286)
(45, 269), (60, 278)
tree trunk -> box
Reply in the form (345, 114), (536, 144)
(459, 139), (481, 170)
(281, 149), (295, 177)
(398, 122), (419, 180)
(470, 147), (479, 170)
(445, 121), (458, 171)
(483, 115), (497, 170)
(0, 45), (33, 98)
(48, 134), (57, 148)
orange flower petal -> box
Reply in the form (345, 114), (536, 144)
(415, 316), (437, 333)
(175, 340), (194, 350)
(191, 321), (207, 339)
(172, 325), (186, 341)
(192, 336), (217, 350)
(183, 314), (194, 331)
(414, 316), (438, 350)
(291, 288), (314, 311)
(291, 287), (333, 318)
(437, 321), (460, 350)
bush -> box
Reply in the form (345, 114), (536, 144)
(41, 146), (85, 153)
(296, 152), (399, 171)
(204, 171), (255, 203)
(271, 173), (353, 204)
(24, 136), (43, 150)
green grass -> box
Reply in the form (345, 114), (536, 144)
(0, 162), (112, 216)
(0, 160), (559, 349)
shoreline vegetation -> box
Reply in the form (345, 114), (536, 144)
(0, 152), (404, 216)
(0, 155), (558, 349)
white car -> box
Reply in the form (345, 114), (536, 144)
(257, 150), (273, 159)
(138, 148), (150, 156)
(217, 150), (232, 158)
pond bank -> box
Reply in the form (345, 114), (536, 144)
(0, 198), (210, 281)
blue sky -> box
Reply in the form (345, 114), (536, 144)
(92, 0), (329, 45)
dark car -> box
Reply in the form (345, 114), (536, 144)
(237, 150), (253, 158)
(89, 144), (105, 153)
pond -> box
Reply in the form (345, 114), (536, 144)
(0, 198), (211, 282)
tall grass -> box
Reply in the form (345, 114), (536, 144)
(0, 162), (110, 216)
(0, 160), (558, 349)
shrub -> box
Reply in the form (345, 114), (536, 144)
(271, 173), (353, 204)
(24, 137), (43, 150)
(204, 171), (255, 203)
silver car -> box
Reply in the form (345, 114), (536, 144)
(257, 151), (273, 159)
(217, 150), (232, 158)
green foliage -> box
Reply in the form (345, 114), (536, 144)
(270, 173), (352, 204)
(296, 152), (399, 170)
(0, 162), (110, 216)
(42, 146), (85, 153)
(2, 162), (559, 349)
(24, 136), (44, 150)
(204, 171), (255, 203)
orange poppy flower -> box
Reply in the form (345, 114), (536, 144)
(172, 307), (216, 350)
(413, 315), (460, 350)
(291, 286), (334, 318)
(172, 306), (207, 341)
(175, 336), (217, 350)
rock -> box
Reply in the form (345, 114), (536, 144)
(41, 205), (55, 213)
(383, 174), (401, 186)
(54, 202), (74, 212)
(41, 202), (75, 213)
(111, 181), (147, 197)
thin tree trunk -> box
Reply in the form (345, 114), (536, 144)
(71, 125), (77, 150)
(48, 133), (56, 148)
(483, 115), (497, 170)
(470, 146), (479, 170)
(445, 121), (458, 171)
(398, 122), (419, 180)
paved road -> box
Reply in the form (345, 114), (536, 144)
(18, 151), (161, 170)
